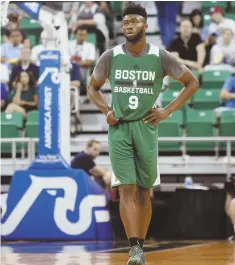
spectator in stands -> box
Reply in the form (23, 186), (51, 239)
(0, 29), (24, 70)
(155, 1), (179, 48)
(69, 26), (96, 97)
(0, 63), (9, 84)
(75, 1), (109, 54)
(3, 13), (30, 48)
(5, 71), (38, 118)
(63, 2), (80, 32)
(1, 83), (8, 111)
(190, 9), (204, 35)
(214, 73), (235, 117)
(71, 139), (111, 190)
(203, 33), (217, 67)
(9, 47), (39, 90)
(206, 7), (235, 43)
(168, 20), (205, 71)
(209, 28), (235, 66)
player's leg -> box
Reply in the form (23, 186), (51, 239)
(136, 187), (152, 249)
(119, 184), (139, 242)
(109, 123), (145, 264)
(132, 120), (160, 249)
(226, 192), (235, 238)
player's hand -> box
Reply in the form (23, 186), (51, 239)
(144, 108), (171, 128)
(106, 110), (119, 125)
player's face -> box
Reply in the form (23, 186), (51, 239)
(122, 14), (147, 44)
(88, 143), (101, 159)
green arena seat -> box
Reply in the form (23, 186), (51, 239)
(20, 17), (41, 29)
(219, 110), (235, 150)
(158, 111), (183, 151)
(192, 89), (221, 109)
(87, 33), (97, 46)
(110, 1), (123, 17)
(162, 90), (180, 107)
(1, 112), (24, 129)
(1, 112), (24, 153)
(186, 109), (217, 151)
(162, 90), (192, 108)
(202, 70), (231, 89)
(25, 111), (39, 138)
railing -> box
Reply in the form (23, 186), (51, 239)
(1, 137), (235, 178)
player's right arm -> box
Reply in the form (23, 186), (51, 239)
(88, 49), (119, 125)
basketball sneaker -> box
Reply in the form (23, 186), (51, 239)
(127, 245), (145, 265)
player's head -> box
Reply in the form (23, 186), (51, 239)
(86, 139), (101, 159)
(122, 3), (148, 44)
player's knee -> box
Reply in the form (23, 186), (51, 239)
(137, 188), (151, 207)
(119, 185), (137, 201)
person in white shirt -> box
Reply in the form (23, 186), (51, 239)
(207, 7), (235, 42)
(210, 28), (235, 66)
(69, 26), (96, 96)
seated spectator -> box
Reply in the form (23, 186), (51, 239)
(214, 73), (235, 117)
(1, 83), (8, 111)
(3, 13), (30, 48)
(0, 29), (24, 70)
(0, 63), (9, 84)
(206, 7), (235, 43)
(69, 26), (96, 96)
(71, 139), (111, 190)
(168, 20), (205, 70)
(75, 1), (109, 54)
(190, 9), (203, 35)
(203, 33), (217, 67)
(9, 47), (39, 90)
(210, 28), (235, 66)
(5, 71), (38, 117)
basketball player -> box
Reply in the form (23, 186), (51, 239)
(88, 3), (199, 265)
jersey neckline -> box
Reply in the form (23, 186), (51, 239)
(122, 43), (150, 58)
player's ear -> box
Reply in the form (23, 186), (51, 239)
(145, 23), (148, 30)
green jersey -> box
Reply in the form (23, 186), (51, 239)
(108, 44), (163, 120)
(93, 43), (185, 121)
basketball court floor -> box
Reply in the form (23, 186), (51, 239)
(1, 240), (234, 265)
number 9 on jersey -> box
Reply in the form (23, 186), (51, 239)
(128, 95), (139, 109)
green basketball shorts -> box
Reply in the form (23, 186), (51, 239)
(108, 120), (160, 189)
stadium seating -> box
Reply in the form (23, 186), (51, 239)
(186, 109), (217, 151)
(25, 111), (39, 138)
(219, 110), (235, 150)
(158, 110), (183, 151)
(201, 70), (231, 89)
(192, 89), (221, 109)
(1, 112), (24, 153)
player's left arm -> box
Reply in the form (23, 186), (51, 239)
(144, 49), (199, 127)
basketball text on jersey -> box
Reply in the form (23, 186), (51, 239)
(114, 70), (155, 95)
(115, 70), (155, 81)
